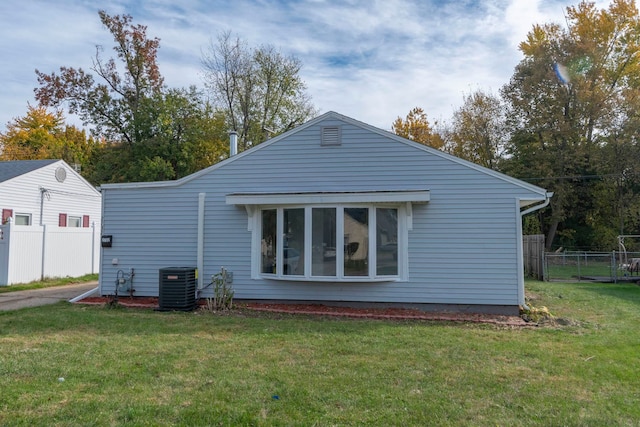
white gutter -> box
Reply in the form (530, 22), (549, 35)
(521, 192), (553, 216)
(197, 193), (206, 291)
(517, 192), (553, 308)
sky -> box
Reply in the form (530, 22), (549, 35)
(0, 0), (612, 134)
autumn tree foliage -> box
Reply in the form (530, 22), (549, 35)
(34, 11), (228, 183)
(0, 105), (97, 169)
(35, 11), (163, 146)
(201, 31), (317, 151)
(392, 107), (444, 149)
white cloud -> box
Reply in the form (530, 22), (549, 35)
(0, 0), (614, 132)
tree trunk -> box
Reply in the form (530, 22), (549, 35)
(545, 219), (559, 251)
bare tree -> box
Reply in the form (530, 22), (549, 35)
(202, 31), (317, 151)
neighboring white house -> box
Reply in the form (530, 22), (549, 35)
(0, 159), (102, 285)
(98, 112), (551, 314)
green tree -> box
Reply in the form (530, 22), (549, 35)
(588, 93), (640, 249)
(446, 90), (506, 170)
(501, 0), (640, 250)
(201, 31), (317, 151)
(391, 107), (444, 149)
(85, 87), (229, 184)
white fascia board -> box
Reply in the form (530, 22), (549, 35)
(226, 190), (430, 206)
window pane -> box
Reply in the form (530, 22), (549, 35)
(283, 208), (304, 275)
(14, 214), (31, 226)
(312, 208), (336, 276)
(261, 210), (277, 274)
(344, 208), (368, 276)
(376, 208), (398, 275)
(68, 216), (81, 227)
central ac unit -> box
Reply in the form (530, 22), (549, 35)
(158, 267), (197, 311)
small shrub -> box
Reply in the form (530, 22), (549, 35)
(205, 268), (234, 312)
(521, 303), (554, 323)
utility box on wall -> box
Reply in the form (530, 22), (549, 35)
(158, 267), (197, 311)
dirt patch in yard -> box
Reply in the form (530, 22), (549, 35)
(76, 296), (530, 326)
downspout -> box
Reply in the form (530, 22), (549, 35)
(197, 193), (206, 295)
(517, 192), (553, 308)
(41, 224), (47, 281)
(97, 186), (105, 296)
(91, 221), (96, 274)
(39, 187), (48, 226)
(39, 188), (49, 280)
(69, 286), (99, 303)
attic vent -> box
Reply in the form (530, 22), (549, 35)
(55, 167), (67, 183)
(321, 126), (341, 146)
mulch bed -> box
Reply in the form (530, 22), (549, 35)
(76, 296), (530, 326)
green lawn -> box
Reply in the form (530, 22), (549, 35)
(0, 274), (98, 293)
(1, 280), (639, 426)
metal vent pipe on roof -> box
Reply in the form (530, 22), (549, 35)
(229, 131), (238, 156)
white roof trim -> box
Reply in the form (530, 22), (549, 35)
(226, 190), (430, 206)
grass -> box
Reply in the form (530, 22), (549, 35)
(0, 274), (98, 293)
(545, 264), (615, 281)
(1, 280), (639, 426)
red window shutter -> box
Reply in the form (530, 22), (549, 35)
(2, 209), (13, 224)
(59, 213), (67, 227)
(82, 215), (90, 228)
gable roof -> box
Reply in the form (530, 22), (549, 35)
(100, 111), (550, 205)
(0, 159), (58, 183)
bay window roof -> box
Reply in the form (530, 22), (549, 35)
(226, 190), (430, 206)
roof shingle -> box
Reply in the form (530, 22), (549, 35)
(0, 160), (58, 183)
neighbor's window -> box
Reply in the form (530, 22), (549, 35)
(14, 213), (31, 226)
(258, 205), (402, 281)
(68, 216), (82, 228)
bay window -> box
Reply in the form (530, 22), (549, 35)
(227, 189), (429, 282)
(258, 205), (404, 281)
(312, 208), (336, 276)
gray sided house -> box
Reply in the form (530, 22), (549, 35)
(99, 112), (551, 314)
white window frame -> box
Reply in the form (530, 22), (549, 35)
(14, 213), (32, 226)
(252, 204), (408, 282)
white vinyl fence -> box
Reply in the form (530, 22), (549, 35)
(0, 223), (99, 286)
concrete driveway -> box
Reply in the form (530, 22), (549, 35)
(0, 282), (98, 311)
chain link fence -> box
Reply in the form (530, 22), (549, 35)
(543, 251), (640, 282)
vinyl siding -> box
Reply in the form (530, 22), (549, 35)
(99, 113), (547, 307)
(0, 160), (101, 228)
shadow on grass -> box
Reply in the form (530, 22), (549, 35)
(0, 301), (429, 338)
(566, 280), (640, 305)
